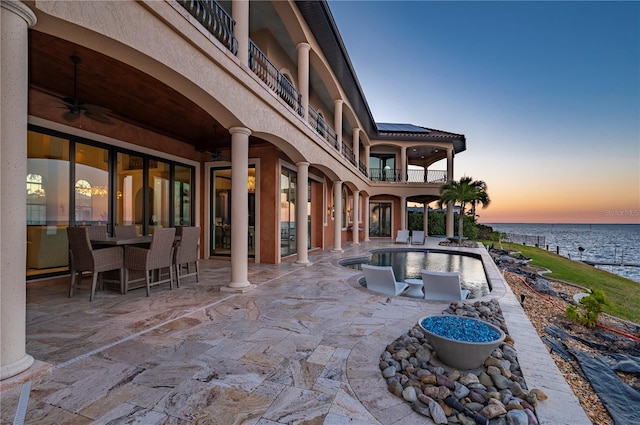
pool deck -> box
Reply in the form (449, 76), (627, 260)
(1, 238), (591, 424)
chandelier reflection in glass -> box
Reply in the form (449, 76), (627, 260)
(75, 180), (108, 197)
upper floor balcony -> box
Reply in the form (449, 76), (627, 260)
(178, 0), (454, 187)
(369, 168), (448, 184)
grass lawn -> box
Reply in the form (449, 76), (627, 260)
(485, 241), (640, 324)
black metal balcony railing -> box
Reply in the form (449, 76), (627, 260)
(178, 0), (238, 54)
(342, 142), (356, 165)
(358, 160), (368, 177)
(308, 106), (338, 149)
(369, 169), (447, 183)
(249, 41), (303, 117)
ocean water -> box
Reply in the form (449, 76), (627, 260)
(484, 223), (640, 283)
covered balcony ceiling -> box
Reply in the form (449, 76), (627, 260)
(28, 30), (230, 150)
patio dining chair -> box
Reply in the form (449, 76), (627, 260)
(67, 226), (124, 301)
(82, 225), (107, 239)
(361, 264), (409, 296)
(420, 269), (470, 301)
(174, 226), (200, 287)
(114, 225), (138, 238)
(124, 227), (176, 296)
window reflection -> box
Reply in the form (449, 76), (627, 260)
(75, 143), (109, 225)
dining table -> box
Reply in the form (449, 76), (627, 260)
(89, 235), (153, 246)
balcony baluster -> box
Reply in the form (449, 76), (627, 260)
(342, 142), (356, 165)
(178, 0), (238, 54)
(308, 106), (338, 149)
(249, 41), (303, 117)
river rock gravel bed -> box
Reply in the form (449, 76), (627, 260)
(380, 299), (546, 425)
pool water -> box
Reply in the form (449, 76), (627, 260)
(345, 250), (490, 298)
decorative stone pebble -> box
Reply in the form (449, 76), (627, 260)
(382, 365), (396, 378)
(506, 409), (529, 425)
(380, 299), (544, 424)
(402, 385), (418, 402)
(481, 403), (507, 418)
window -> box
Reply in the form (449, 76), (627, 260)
(26, 173), (46, 225)
(74, 179), (92, 223)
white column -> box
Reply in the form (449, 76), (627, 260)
(423, 203), (429, 235)
(352, 128), (360, 168)
(233, 0), (249, 66)
(222, 127), (255, 292)
(364, 145), (370, 175)
(400, 196), (407, 230)
(352, 190), (360, 245)
(295, 162), (310, 265)
(1, 0), (36, 380)
(334, 99), (343, 148)
(446, 148), (454, 237)
(332, 181), (343, 252)
(400, 146), (407, 183)
(297, 43), (310, 120)
(363, 195), (370, 241)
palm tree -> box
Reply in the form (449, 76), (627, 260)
(439, 176), (491, 243)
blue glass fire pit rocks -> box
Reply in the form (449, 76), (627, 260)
(419, 315), (506, 370)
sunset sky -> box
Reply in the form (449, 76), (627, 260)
(328, 1), (640, 224)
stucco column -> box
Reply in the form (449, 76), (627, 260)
(332, 181), (343, 252)
(423, 203), (429, 235)
(364, 145), (370, 176)
(232, 0), (249, 66)
(222, 127), (255, 292)
(334, 99), (343, 148)
(295, 162), (310, 265)
(352, 128), (360, 168)
(400, 146), (407, 182)
(446, 148), (454, 237)
(400, 196), (407, 230)
(363, 195), (370, 241)
(1, 0), (36, 380)
(297, 43), (310, 120)
(352, 190), (360, 245)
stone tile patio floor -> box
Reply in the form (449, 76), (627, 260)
(1, 238), (591, 424)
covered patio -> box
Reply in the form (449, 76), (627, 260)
(1, 239), (589, 424)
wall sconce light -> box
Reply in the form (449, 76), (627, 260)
(327, 206), (334, 218)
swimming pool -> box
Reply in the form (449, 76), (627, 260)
(342, 249), (490, 298)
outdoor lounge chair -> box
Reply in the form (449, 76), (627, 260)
(361, 264), (409, 296)
(411, 230), (425, 245)
(419, 269), (470, 301)
(395, 230), (410, 244)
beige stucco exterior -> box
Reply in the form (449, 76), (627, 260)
(1, 0), (466, 380)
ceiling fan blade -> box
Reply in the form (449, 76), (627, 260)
(85, 111), (115, 125)
(83, 103), (114, 125)
(62, 111), (81, 122)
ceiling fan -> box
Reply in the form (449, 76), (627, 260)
(60, 55), (114, 125)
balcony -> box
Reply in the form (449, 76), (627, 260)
(249, 42), (303, 117)
(369, 168), (447, 184)
(308, 105), (338, 149)
(178, 0), (238, 54)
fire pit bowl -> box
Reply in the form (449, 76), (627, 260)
(418, 315), (506, 370)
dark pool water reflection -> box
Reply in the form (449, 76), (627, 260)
(344, 250), (491, 298)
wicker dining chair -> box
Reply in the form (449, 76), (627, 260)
(174, 226), (200, 287)
(114, 225), (138, 238)
(82, 225), (108, 239)
(67, 226), (124, 301)
(124, 227), (176, 296)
